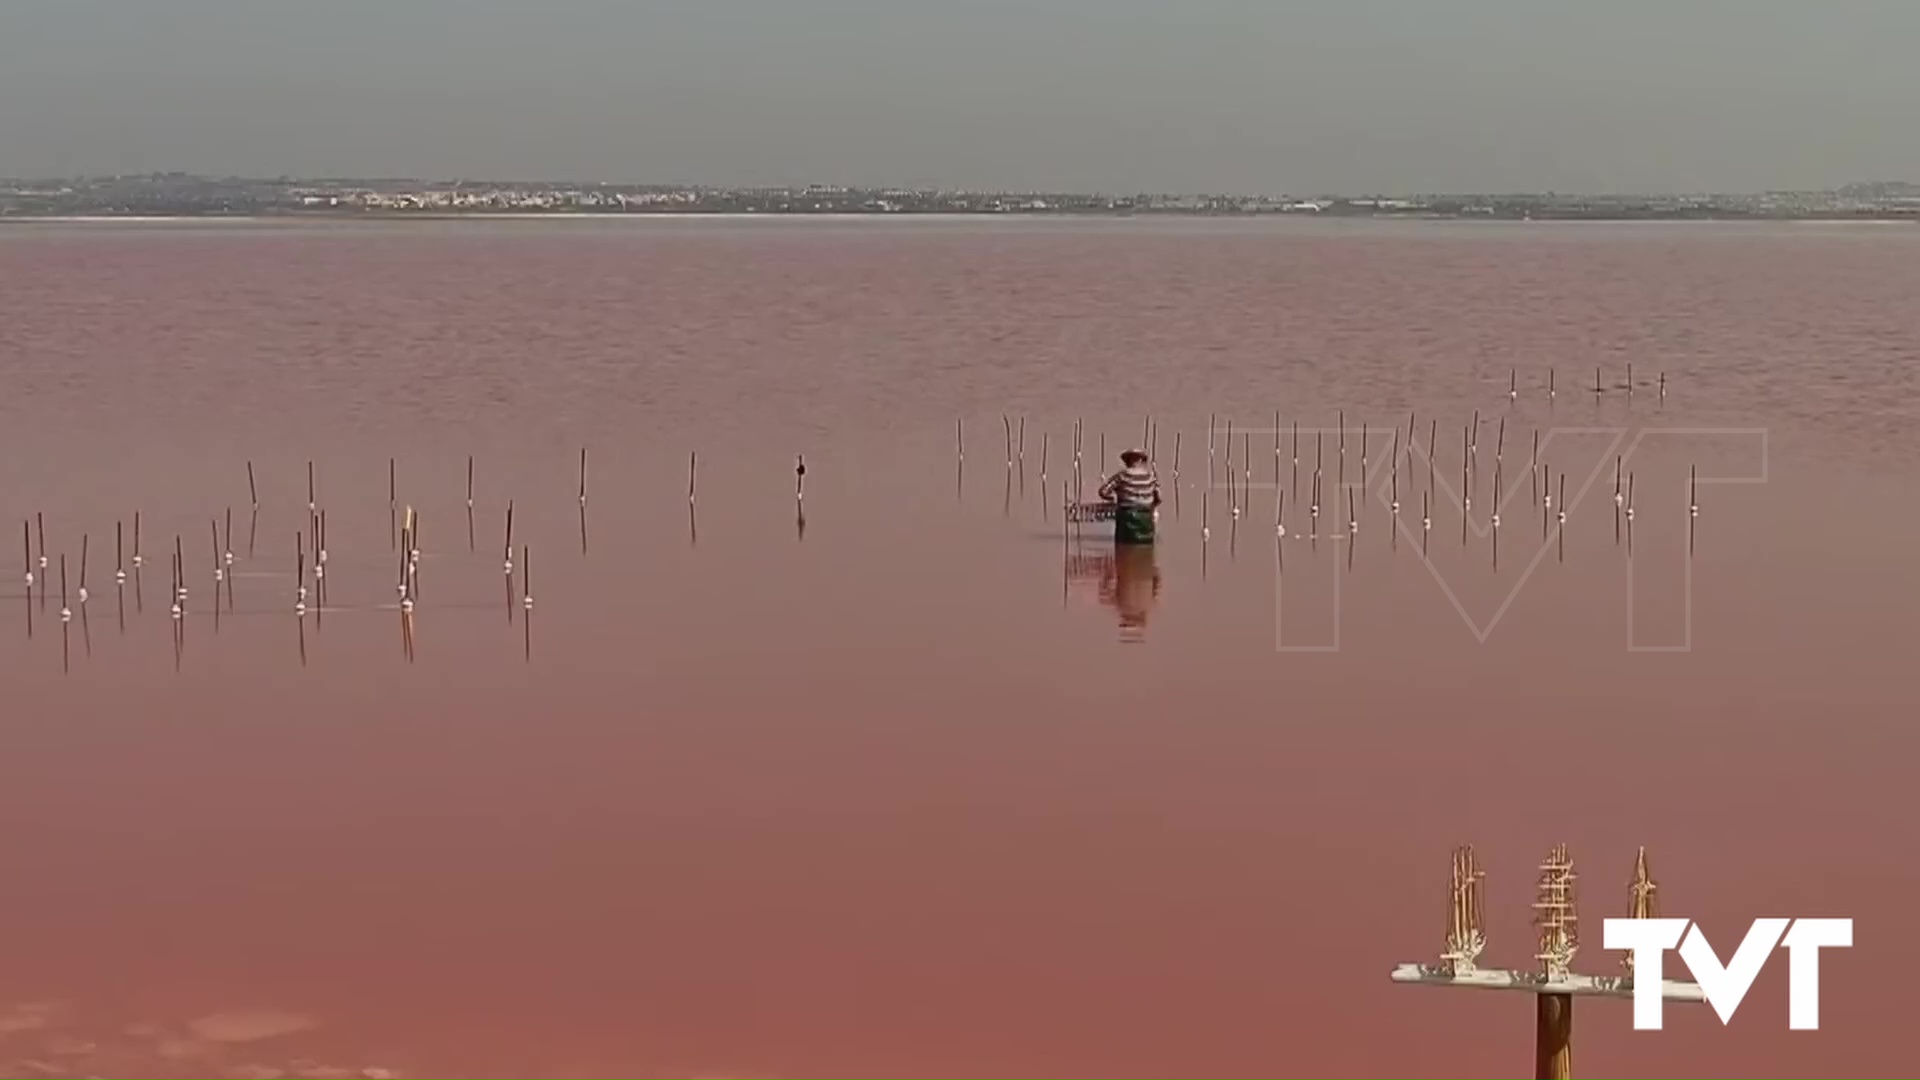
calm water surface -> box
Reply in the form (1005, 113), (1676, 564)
(1, 218), (1917, 1077)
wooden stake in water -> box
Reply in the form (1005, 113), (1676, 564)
(133, 511), (142, 568)
(296, 533), (307, 611)
(172, 536), (185, 619)
(1659, 372), (1667, 401)
(1427, 420), (1437, 523)
(1542, 459), (1552, 541)
(171, 555), (184, 668)
(1004, 415), (1014, 468)
(1627, 361), (1634, 397)
(956, 418), (964, 463)
(1273, 410), (1282, 484)
(310, 532), (325, 615)
(795, 454), (807, 502)
(115, 521), (125, 585)
(60, 554), (70, 622)
(409, 515), (421, 602)
(1390, 429), (1401, 550)
(307, 460), (316, 511)
(78, 535), (90, 604)
(467, 455), (475, 508)
(1346, 487), (1357, 572)
(1626, 472), (1637, 555)
(1614, 455), (1624, 545)
(1689, 463), (1704, 553)
(1018, 417), (1026, 463)
(36, 512), (46, 570)
(503, 500), (515, 572)
(1291, 420), (1300, 493)
(248, 460), (259, 508)
(21, 520), (30, 587)
(1557, 473), (1568, 562)
(579, 446), (589, 505)
(521, 550), (534, 660)
(1491, 461), (1502, 570)
(398, 521), (412, 606)
(1336, 410), (1344, 491)
(523, 545), (533, 609)
(389, 457), (397, 505)
(1042, 433), (1052, 480)
(1593, 364), (1602, 397)
(1275, 486), (1286, 538)
(409, 509), (422, 596)
(1510, 368), (1518, 402)
(1532, 429), (1541, 505)
(1549, 367), (1556, 401)
(1422, 490), (1431, 555)
(223, 507), (233, 567)
(688, 451), (698, 503)
(1461, 424), (1471, 546)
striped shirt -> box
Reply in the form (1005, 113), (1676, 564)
(1099, 464), (1160, 508)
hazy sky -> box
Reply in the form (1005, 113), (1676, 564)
(2, 0), (1916, 193)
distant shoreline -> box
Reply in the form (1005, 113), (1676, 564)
(6, 210), (1918, 225)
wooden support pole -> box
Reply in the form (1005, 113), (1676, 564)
(1535, 993), (1573, 1080)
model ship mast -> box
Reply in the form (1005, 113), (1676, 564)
(1442, 845), (1486, 974)
(1623, 846), (1657, 976)
(1533, 844), (1578, 980)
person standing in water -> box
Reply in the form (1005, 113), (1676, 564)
(1097, 448), (1161, 544)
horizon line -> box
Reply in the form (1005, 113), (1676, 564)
(6, 172), (1918, 202)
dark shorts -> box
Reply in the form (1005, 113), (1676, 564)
(1114, 506), (1156, 545)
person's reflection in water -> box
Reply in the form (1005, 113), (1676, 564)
(1098, 542), (1162, 643)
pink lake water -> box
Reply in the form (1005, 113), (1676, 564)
(1, 217), (1918, 1077)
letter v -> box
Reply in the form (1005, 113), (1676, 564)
(1680, 918), (1789, 1025)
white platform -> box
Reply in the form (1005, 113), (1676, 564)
(1391, 963), (1705, 1001)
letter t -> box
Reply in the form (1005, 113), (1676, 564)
(1781, 918), (1852, 1030)
(1605, 917), (1689, 1029)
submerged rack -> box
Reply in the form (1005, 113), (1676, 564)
(1063, 501), (1119, 523)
